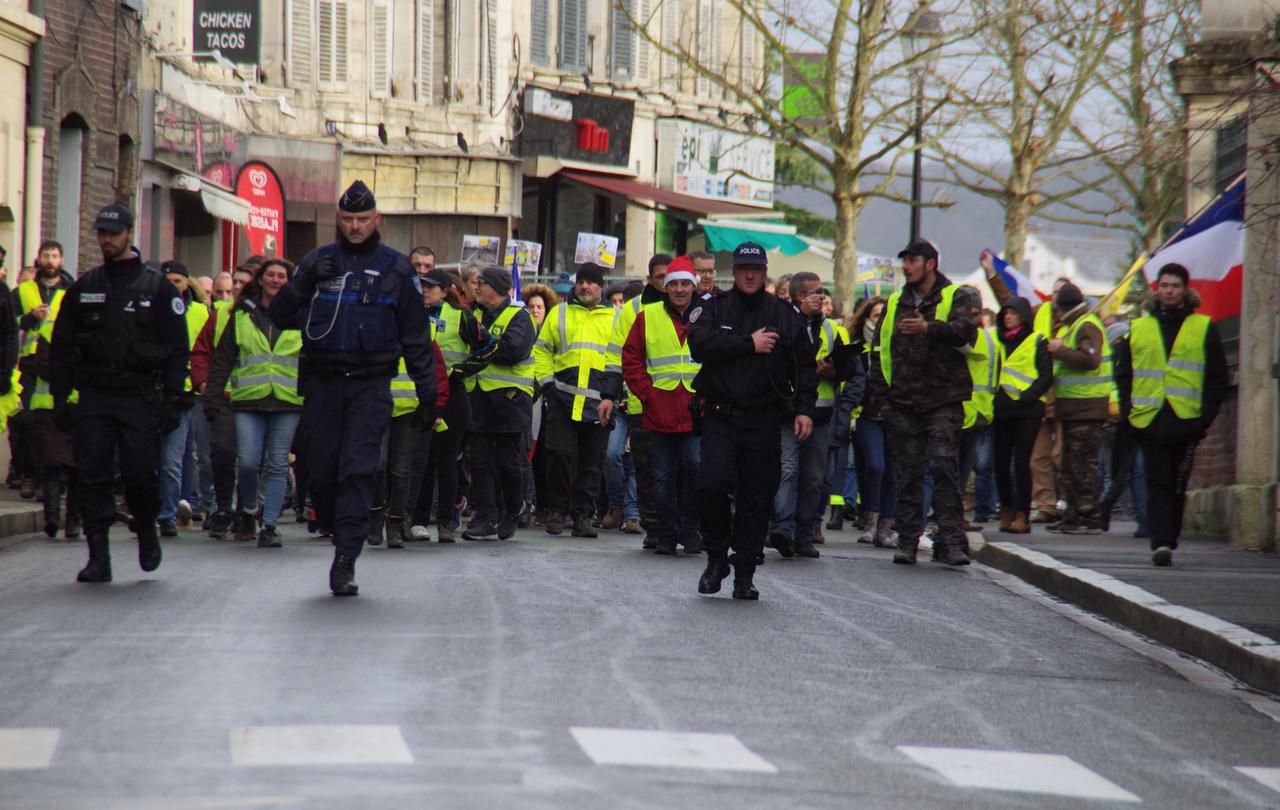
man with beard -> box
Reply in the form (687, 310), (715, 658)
(269, 181), (436, 596)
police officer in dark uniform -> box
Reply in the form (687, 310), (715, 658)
(50, 204), (191, 583)
(688, 242), (818, 600)
(269, 180), (436, 596)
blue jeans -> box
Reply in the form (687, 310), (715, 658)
(649, 431), (700, 541)
(235, 410), (301, 528)
(772, 420), (828, 542)
(960, 426), (997, 519)
(853, 419), (895, 518)
(158, 408), (193, 523)
(841, 441), (859, 508)
(604, 415), (639, 520)
(182, 405), (216, 514)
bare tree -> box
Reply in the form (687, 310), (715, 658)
(620, 0), (966, 306)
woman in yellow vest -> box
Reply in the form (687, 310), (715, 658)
(205, 259), (303, 548)
(993, 297), (1054, 534)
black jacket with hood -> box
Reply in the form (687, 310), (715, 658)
(994, 296), (1053, 420)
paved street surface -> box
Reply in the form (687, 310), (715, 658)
(2, 524), (1280, 809)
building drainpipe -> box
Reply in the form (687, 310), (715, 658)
(24, 0), (46, 268)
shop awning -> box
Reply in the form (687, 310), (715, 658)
(560, 170), (766, 218)
(697, 218), (810, 256)
(172, 173), (251, 226)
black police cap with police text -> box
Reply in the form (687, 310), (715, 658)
(732, 242), (768, 267)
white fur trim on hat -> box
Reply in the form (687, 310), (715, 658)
(664, 270), (697, 286)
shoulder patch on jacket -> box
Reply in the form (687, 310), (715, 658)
(688, 306), (702, 323)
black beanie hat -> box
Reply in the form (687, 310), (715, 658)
(575, 263), (606, 287)
(339, 180), (376, 212)
(478, 265), (512, 296)
(1055, 282), (1084, 310)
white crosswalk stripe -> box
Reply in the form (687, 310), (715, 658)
(228, 725), (414, 767)
(570, 727), (778, 773)
(1236, 767), (1280, 794)
(0, 728), (60, 769)
(898, 746), (1141, 803)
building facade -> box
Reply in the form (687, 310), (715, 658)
(0, 0), (42, 270)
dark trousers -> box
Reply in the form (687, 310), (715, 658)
(75, 387), (162, 537)
(995, 415), (1040, 515)
(209, 402), (237, 512)
(627, 414), (659, 533)
(469, 431), (525, 521)
(375, 414), (422, 518)
(649, 430), (700, 542)
(542, 398), (609, 518)
(413, 377), (471, 526)
(886, 403), (965, 548)
(1060, 419), (1104, 522)
(854, 418), (895, 517)
(1136, 433), (1198, 550)
(302, 374), (392, 559)
(699, 412), (781, 561)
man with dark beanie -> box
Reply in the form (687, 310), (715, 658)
(1045, 282), (1111, 533)
(270, 180), (437, 595)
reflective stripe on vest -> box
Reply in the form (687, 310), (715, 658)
(229, 311), (304, 405)
(183, 302), (212, 392)
(390, 358), (419, 418)
(1053, 312), (1112, 399)
(607, 294), (646, 415)
(998, 332), (1045, 398)
(434, 302), (470, 372)
(536, 300), (614, 420)
(476, 304), (535, 396)
(1128, 313), (1210, 429)
(879, 284), (957, 386)
(816, 319), (838, 408)
(963, 327), (998, 429)
(18, 280), (64, 357)
(642, 302), (699, 392)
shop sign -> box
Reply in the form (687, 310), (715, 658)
(193, 0), (261, 64)
(656, 119), (776, 207)
(519, 87), (633, 167)
(235, 161), (286, 258)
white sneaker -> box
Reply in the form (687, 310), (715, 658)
(176, 499), (193, 527)
(409, 524), (431, 541)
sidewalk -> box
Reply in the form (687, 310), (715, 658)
(972, 521), (1280, 696)
(0, 481), (44, 548)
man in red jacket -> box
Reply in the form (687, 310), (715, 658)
(620, 264), (701, 556)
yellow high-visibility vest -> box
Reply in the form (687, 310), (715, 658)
(534, 300), (615, 421)
(998, 332), (1045, 399)
(17, 280), (64, 357)
(1128, 313), (1210, 429)
(879, 284), (957, 386)
(816, 318), (841, 409)
(475, 303), (535, 397)
(1053, 312), (1112, 400)
(607, 294), (647, 414)
(390, 358), (419, 418)
(963, 327), (998, 429)
(229, 310), (304, 405)
(641, 302), (698, 391)
(213, 300), (233, 347)
(1033, 301), (1055, 338)
(183, 302), (211, 392)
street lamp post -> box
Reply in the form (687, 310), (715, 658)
(901, 3), (943, 244)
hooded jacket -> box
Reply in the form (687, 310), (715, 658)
(994, 296), (1053, 420)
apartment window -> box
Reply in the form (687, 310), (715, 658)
(485, 0), (498, 108)
(287, 0), (315, 86)
(318, 0), (350, 89)
(611, 0), (634, 80)
(56, 116), (86, 274)
(1215, 117), (1246, 192)
(417, 0), (434, 102)
(370, 0), (391, 97)
(739, 16), (756, 90)
(696, 0), (721, 97)
(559, 0), (587, 71)
(661, 0), (680, 90)
(531, 0), (551, 66)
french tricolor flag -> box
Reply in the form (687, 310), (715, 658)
(989, 252), (1049, 302)
(1143, 175), (1244, 322)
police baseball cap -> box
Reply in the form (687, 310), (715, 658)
(732, 242), (768, 267)
(422, 269), (453, 288)
(93, 203), (134, 233)
(897, 239), (939, 263)
(161, 259), (190, 278)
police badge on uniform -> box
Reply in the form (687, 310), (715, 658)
(689, 306), (702, 323)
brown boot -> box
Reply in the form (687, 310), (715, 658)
(600, 506), (624, 531)
(998, 507), (1013, 533)
(1010, 512), (1031, 534)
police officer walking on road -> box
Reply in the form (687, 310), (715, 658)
(269, 181), (436, 596)
(50, 204), (191, 584)
(688, 242), (817, 600)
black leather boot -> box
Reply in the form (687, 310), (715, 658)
(697, 553), (732, 594)
(77, 533), (112, 583)
(825, 505), (843, 532)
(731, 559), (759, 600)
(385, 516), (405, 548)
(367, 507), (386, 546)
(137, 521), (162, 572)
(330, 553), (359, 596)
(43, 476), (63, 539)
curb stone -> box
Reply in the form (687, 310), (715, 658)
(975, 539), (1280, 696)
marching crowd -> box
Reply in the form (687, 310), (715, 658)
(0, 180), (1228, 598)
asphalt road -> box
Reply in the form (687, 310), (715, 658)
(1, 524), (1279, 809)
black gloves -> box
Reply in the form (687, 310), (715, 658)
(0, 373), (11, 396)
(413, 403), (437, 431)
(159, 392), (194, 435)
(312, 252), (340, 282)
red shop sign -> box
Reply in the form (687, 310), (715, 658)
(235, 160), (287, 259)
(203, 160), (236, 189)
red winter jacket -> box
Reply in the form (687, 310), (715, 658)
(622, 303), (695, 433)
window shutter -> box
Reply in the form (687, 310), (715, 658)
(318, 0), (349, 87)
(739, 17), (755, 91)
(711, 2), (723, 98)
(417, 0), (433, 103)
(486, 0), (498, 107)
(531, 0), (550, 66)
(611, 0), (634, 80)
(559, 0), (586, 71)
(661, 0), (679, 89)
(636, 0), (651, 83)
(696, 0), (712, 96)
(370, 0), (391, 97)
(288, 0), (315, 87)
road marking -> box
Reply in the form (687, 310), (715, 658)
(0, 728), (59, 769)
(229, 725), (414, 767)
(1237, 766), (1280, 793)
(898, 746), (1140, 803)
(569, 727), (777, 773)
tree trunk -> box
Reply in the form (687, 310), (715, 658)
(1003, 194), (1030, 271)
(831, 183), (863, 313)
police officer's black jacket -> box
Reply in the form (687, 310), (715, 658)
(269, 231), (435, 402)
(50, 253), (190, 397)
(687, 285), (818, 418)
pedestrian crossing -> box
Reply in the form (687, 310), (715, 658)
(2, 724), (1278, 804)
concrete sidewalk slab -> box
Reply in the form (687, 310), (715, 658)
(973, 525), (1280, 696)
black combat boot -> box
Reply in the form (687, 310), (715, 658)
(43, 478), (62, 539)
(137, 521), (162, 572)
(496, 514), (517, 540)
(794, 538), (820, 558)
(76, 533), (112, 583)
(367, 507), (386, 546)
(234, 511), (257, 542)
(544, 511), (565, 535)
(385, 516), (405, 548)
(893, 540), (918, 565)
(731, 558), (759, 600)
(941, 544), (971, 566)
(330, 553), (359, 596)
(697, 552), (732, 595)
(825, 505), (844, 532)
(208, 509), (233, 540)
(571, 514), (597, 538)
